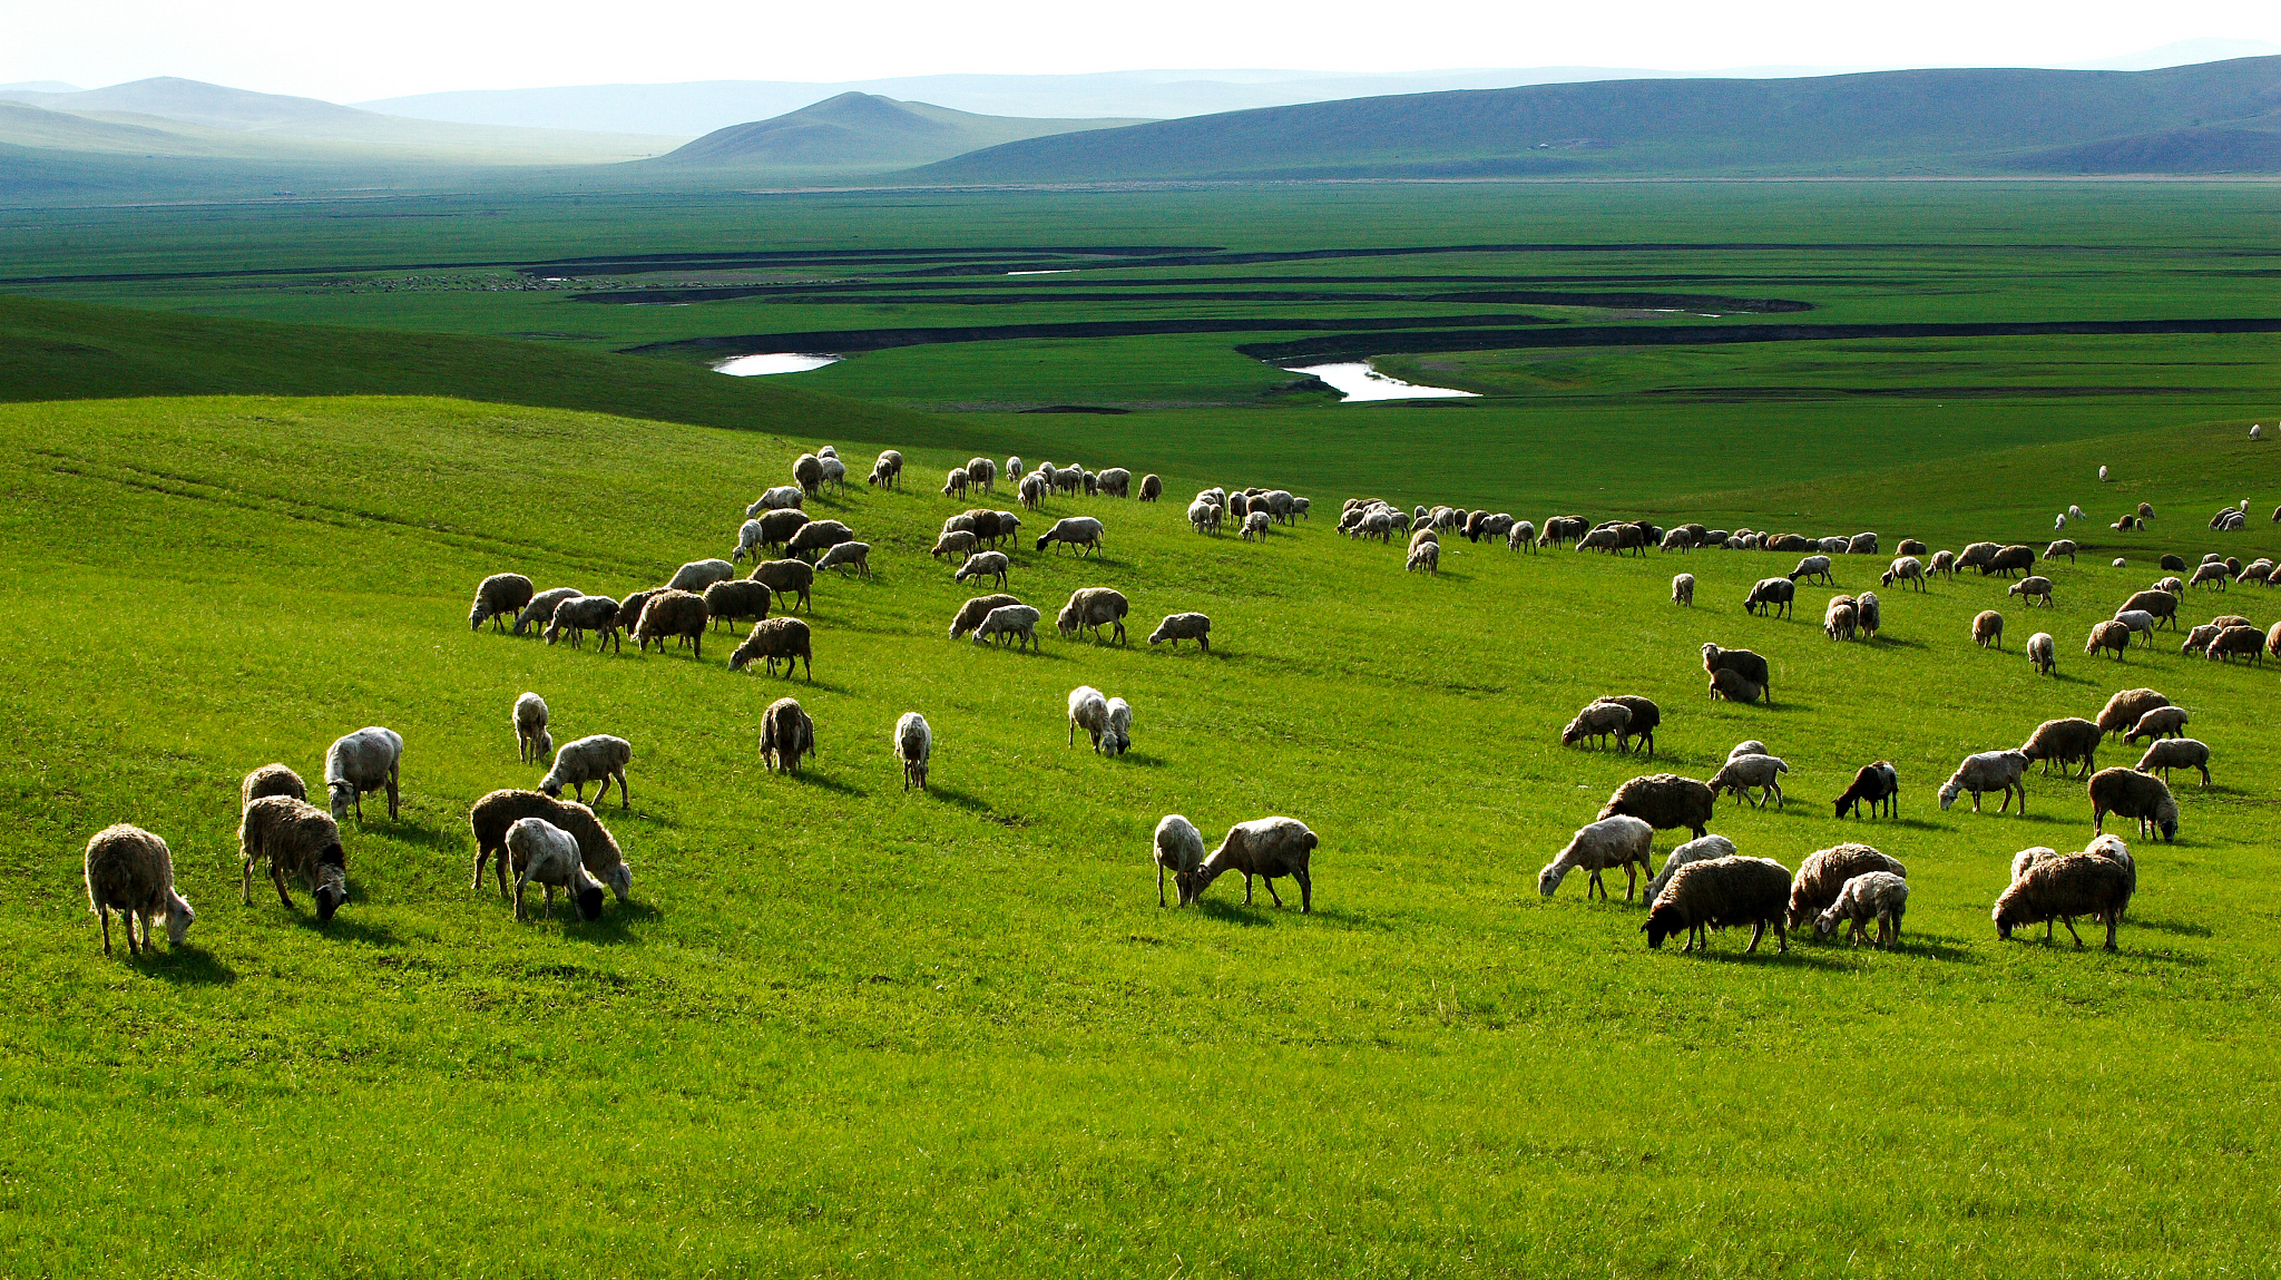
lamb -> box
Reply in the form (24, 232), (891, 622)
(2207, 624), (2266, 663)
(2019, 718), (2101, 778)
(1641, 856), (1792, 954)
(633, 589), (710, 658)
(1937, 749), (2029, 814)
(1194, 817), (1317, 911)
(701, 579), (773, 634)
(324, 726), (402, 823)
(84, 824), (194, 955)
(1701, 644), (1771, 703)
(1036, 516), (1104, 556)
(2085, 619), (2132, 660)
(2028, 631), (2056, 674)
(955, 551), (1011, 588)
(667, 559), (736, 594)
(1067, 686), (1112, 751)
(2119, 589), (2180, 630)
(1148, 612), (1211, 653)
(1707, 753), (1788, 808)
(2135, 737), (2210, 788)
(949, 593), (1021, 640)
(241, 762), (308, 811)
(785, 520), (856, 562)
(469, 572), (535, 632)
(1591, 695), (1661, 756)
(1882, 556), (1925, 591)
(1152, 814), (1206, 906)
(1598, 774), (1716, 838)
(1537, 814), (1656, 901)
(1139, 474), (1162, 502)
(2046, 539), (2078, 563)
(1743, 577), (1796, 618)
(1982, 545), (2036, 578)
(1709, 668), (1762, 703)
(1823, 595), (1858, 641)
(1832, 761), (1900, 818)
(932, 530), (979, 561)
(974, 604), (1041, 651)
(1973, 610), (2004, 649)
(1643, 833), (1736, 900)
(746, 485), (803, 515)
(2096, 688), (2169, 738)
(542, 734), (631, 809)
(728, 616), (814, 678)
(748, 559), (815, 614)
(759, 698), (817, 774)
(1788, 555), (1834, 585)
(2112, 610), (2158, 646)
(1058, 587), (1130, 644)
(512, 693), (552, 764)
(1102, 697), (1133, 757)
(2008, 576), (2053, 606)
(1561, 700), (1632, 751)
(513, 586), (583, 637)
(868, 450), (904, 489)
(505, 817), (607, 922)
(895, 712), (931, 792)
(1815, 872), (1909, 948)
(545, 594), (621, 651)
(814, 541), (871, 578)
(1993, 854), (2133, 949)
(1406, 541), (1440, 573)
(1672, 573), (1695, 606)
(794, 452), (825, 496)
(467, 790), (632, 901)
(237, 795), (347, 922)
(1785, 843), (1908, 930)
(2124, 706), (2189, 743)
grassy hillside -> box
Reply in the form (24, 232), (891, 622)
(655, 92), (1147, 171)
(4, 393), (2278, 1273)
(912, 57), (2281, 182)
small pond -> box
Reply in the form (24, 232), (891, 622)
(1284, 361), (1478, 402)
(713, 353), (842, 376)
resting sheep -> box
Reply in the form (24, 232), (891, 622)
(895, 712), (931, 792)
(1938, 749), (2029, 814)
(1194, 817), (1317, 911)
(325, 726), (402, 823)
(1642, 856), (1792, 954)
(759, 698), (817, 774)
(2019, 718), (2101, 778)
(543, 734), (630, 809)
(1537, 814), (1655, 901)
(1815, 872), (1909, 948)
(513, 693), (552, 764)
(1599, 774), (1715, 839)
(468, 789), (631, 901)
(1709, 669), (1762, 703)
(505, 817), (606, 923)
(237, 796), (347, 922)
(728, 616), (814, 679)
(1993, 853), (2133, 950)
(1832, 761), (1899, 818)
(469, 573), (535, 632)
(84, 824), (194, 955)
(1701, 644), (1770, 703)
(1148, 612), (1211, 653)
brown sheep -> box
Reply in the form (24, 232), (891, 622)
(2095, 689), (2170, 739)
(2019, 718), (2101, 778)
(702, 579), (772, 634)
(1592, 695), (1662, 756)
(1057, 587), (1130, 645)
(949, 593), (1022, 640)
(2119, 589), (2180, 630)
(1709, 668), (1762, 704)
(1642, 856), (1792, 954)
(1832, 762), (1900, 818)
(1994, 854), (2133, 950)
(729, 617), (814, 679)
(2085, 620), (2131, 660)
(1701, 644), (1770, 703)
(633, 590), (710, 659)
(2087, 767), (2178, 841)
(748, 559), (815, 613)
(1598, 774), (1716, 839)
(237, 796), (348, 922)
(759, 697), (817, 773)
(2207, 625), (2266, 664)
(1972, 610), (2004, 649)
(468, 789), (631, 901)
(241, 763), (308, 812)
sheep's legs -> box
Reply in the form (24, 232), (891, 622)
(1241, 874), (1254, 906)
(273, 863), (294, 910)
(2062, 917), (2086, 948)
(471, 850), (489, 892)
(1157, 867), (1167, 907)
(386, 774), (399, 822)
(1295, 870), (1311, 913)
(99, 907), (113, 955)
(2103, 913), (2118, 952)
(1263, 878), (1284, 908)
(1745, 922), (1766, 954)
(242, 857), (255, 905)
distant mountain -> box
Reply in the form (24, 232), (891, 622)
(0, 81), (80, 94)
(908, 58), (2281, 182)
(2071, 38), (2281, 72)
(654, 93), (1146, 170)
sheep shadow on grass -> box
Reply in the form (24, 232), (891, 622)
(783, 771), (866, 798)
(1672, 944), (1850, 970)
(2129, 915), (2212, 938)
(919, 785), (997, 817)
(292, 913), (402, 946)
(140, 947), (238, 985)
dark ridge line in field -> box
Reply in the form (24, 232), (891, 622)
(1233, 317), (2281, 362)
(574, 285), (1816, 313)
(627, 314), (1567, 357)
(1630, 384), (2220, 401)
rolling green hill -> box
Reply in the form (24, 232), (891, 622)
(655, 92), (1148, 171)
(910, 56), (2281, 181)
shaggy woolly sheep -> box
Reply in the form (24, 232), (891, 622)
(2181, 623), (2222, 655)
(1833, 761), (1900, 819)
(1642, 856), (1792, 954)
(949, 593), (1021, 640)
(238, 795), (347, 922)
(942, 466), (971, 499)
(1067, 686), (1111, 751)
(1709, 668), (1762, 703)
(729, 616), (814, 679)
(1195, 817), (1317, 911)
(1019, 473), (1048, 509)
(1815, 871), (1909, 948)
(1152, 814), (1206, 906)
(241, 762), (308, 811)
(932, 529), (979, 561)
(1743, 577), (1796, 619)
(543, 734), (630, 809)
(512, 693), (552, 765)
(1095, 468), (1132, 498)
(786, 520), (855, 563)
(1059, 587), (1129, 644)
(1896, 537), (1928, 556)
(965, 457), (998, 493)
(1981, 545), (2036, 578)
(468, 789), (631, 901)
(1188, 498), (1223, 535)
(1672, 573), (1695, 606)
(1036, 516), (1104, 556)
(759, 698), (816, 774)
(955, 550), (1010, 589)
(2207, 624), (2266, 663)
(814, 541), (871, 578)
(1786, 843), (1908, 930)
(816, 455), (847, 494)
(1644, 833), (1736, 901)
(667, 559), (736, 594)
(469, 572), (535, 632)
(1938, 749), (2029, 814)
(2135, 737), (2210, 788)
(793, 453), (825, 497)
(1562, 700), (1632, 751)
(1788, 555), (1834, 585)
(1599, 774), (1716, 838)
(1148, 612), (1211, 653)
(634, 589), (710, 658)
(2269, 621), (2281, 660)
(1727, 740), (1769, 761)
(546, 595), (622, 652)
(1928, 549), (1957, 579)
(325, 726), (402, 823)
(1823, 595), (1858, 641)
(2009, 576), (2053, 606)
(2096, 689), (2170, 738)
(1957, 542), (2001, 572)
(748, 558), (815, 614)
(1538, 814), (1655, 901)
(1994, 853), (2133, 949)
(506, 817), (606, 922)
(1242, 510), (1275, 541)
(975, 604), (1041, 651)
(1406, 541), (1440, 574)
(2190, 562), (2229, 590)
(2124, 706), (2189, 743)
(1708, 753), (1788, 808)
(84, 824), (193, 955)
(514, 586), (582, 637)
(745, 509), (810, 556)
(2119, 589), (2180, 630)
(1973, 610), (2004, 649)
(1701, 644), (1771, 702)
(2019, 718), (2101, 778)
(2085, 619), (2132, 660)
(702, 579), (773, 634)
(1139, 474), (1162, 502)
(895, 712), (931, 792)
(2028, 631), (2057, 675)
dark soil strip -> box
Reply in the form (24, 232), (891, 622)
(1020, 405), (1132, 415)
(628, 314), (1564, 357)
(1235, 318), (2281, 363)
(577, 285), (1813, 313)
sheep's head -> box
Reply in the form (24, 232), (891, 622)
(605, 863), (633, 904)
(1174, 870), (1201, 906)
(468, 604), (487, 631)
(2155, 805), (2178, 842)
(327, 781), (355, 821)
(535, 730), (553, 760)
(575, 885), (606, 922)
(164, 891), (196, 948)
(1057, 605), (1081, 637)
(539, 773), (564, 799)
(1992, 890), (2028, 940)
(1937, 780), (1962, 811)
(1536, 861), (1569, 898)
(315, 883), (345, 924)
(1641, 906), (1683, 949)
(1813, 907), (1842, 941)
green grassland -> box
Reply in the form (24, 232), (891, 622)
(5, 384), (2281, 1276)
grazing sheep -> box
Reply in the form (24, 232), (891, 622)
(748, 559), (815, 614)
(786, 520), (856, 563)
(745, 509), (810, 556)
(1993, 854), (2133, 949)
(2008, 576), (2053, 607)
(2119, 589), (2180, 630)
(1599, 774), (1716, 839)
(2270, 621), (2281, 661)
(237, 796), (347, 922)
(2190, 562), (2229, 590)
(84, 824), (194, 955)
(1973, 610), (2004, 649)
(965, 457), (998, 493)
(942, 466), (970, 498)
(1707, 753), (1788, 809)
(1832, 762), (1900, 818)
(2027, 631), (2057, 674)
(1152, 814), (1206, 906)
(545, 595), (622, 651)
(1188, 498), (1223, 535)
(1744, 577), (1797, 619)
(2019, 718), (2102, 778)
(1139, 474), (1162, 502)
(542, 734), (631, 809)
(1642, 856), (1792, 954)
(1058, 587), (1130, 644)
(1882, 556), (1925, 591)
(2139, 501), (2154, 519)
(1898, 538), (1929, 556)
(513, 586), (582, 637)
(469, 573), (535, 632)
(667, 559), (737, 594)
(2085, 619), (2133, 660)
(1982, 545), (2036, 578)
(701, 579), (773, 634)
(817, 455), (847, 494)
(241, 763), (308, 811)
(1815, 872), (1909, 948)
(1709, 668), (1762, 703)
(468, 789), (630, 901)
(1848, 532), (1879, 555)
(815, 541), (871, 578)
(2207, 624), (2266, 664)
(932, 530), (980, 561)
(1020, 474), (1048, 509)
(1727, 740), (1769, 762)
(1406, 541), (1440, 573)
(634, 590), (710, 658)
(2046, 539), (2077, 563)
(1148, 612), (1211, 653)
(895, 712), (931, 792)
(728, 616), (814, 679)
(505, 817), (606, 922)
(793, 453), (825, 497)
(868, 450), (904, 489)
(1509, 520), (1540, 552)
(1786, 844), (1908, 930)
(1956, 542), (2001, 573)
(1561, 700), (1632, 751)
(759, 698), (817, 774)
(1928, 549), (1957, 579)
(324, 726), (402, 823)
(2135, 737), (2210, 788)
(2100, 465), (2110, 482)
(1242, 510), (1274, 541)
(2208, 612), (2251, 630)
(1822, 594), (1858, 641)
(1036, 516), (1105, 556)
(512, 693), (552, 764)
(2124, 706), (2189, 743)
(746, 485), (805, 515)
(1195, 817), (1317, 912)
(1537, 814), (1656, 902)
(1102, 697), (1134, 757)
(1644, 833), (1736, 900)
(2181, 623), (2222, 655)
(1591, 695), (1661, 756)
(1937, 749), (2030, 814)
(1096, 468), (1132, 498)
(1788, 555), (1834, 585)
(975, 604), (1042, 651)
(1701, 644), (1771, 703)
(2112, 609), (2159, 647)
(949, 593), (1021, 640)
(2096, 688), (2170, 738)
(1672, 573), (1695, 606)
(1067, 686), (1111, 751)
(955, 551), (1011, 589)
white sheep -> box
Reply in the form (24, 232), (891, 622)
(505, 817), (607, 922)
(1814, 871), (1909, 948)
(325, 726), (403, 823)
(955, 550), (1011, 588)
(895, 712), (932, 792)
(1537, 814), (1655, 901)
(1241, 510), (1273, 541)
(2027, 632), (2056, 675)
(746, 486), (804, 515)
(815, 540), (871, 578)
(1672, 573), (1695, 606)
(513, 692), (551, 763)
(1938, 749), (2030, 814)
(1068, 686), (1111, 751)
(1152, 814), (1206, 906)
(1707, 754), (1788, 808)
(1188, 498), (1222, 535)
(2112, 609), (2159, 646)
(1726, 740), (1769, 762)
(974, 604), (1040, 650)
(1035, 516), (1104, 556)
(1102, 697), (1133, 757)
(542, 734), (631, 809)
(1643, 833), (1737, 901)
(667, 558), (736, 593)
(84, 824), (194, 955)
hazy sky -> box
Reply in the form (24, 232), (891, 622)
(8, 0), (2279, 101)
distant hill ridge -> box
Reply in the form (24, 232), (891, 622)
(655, 93), (1150, 171)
